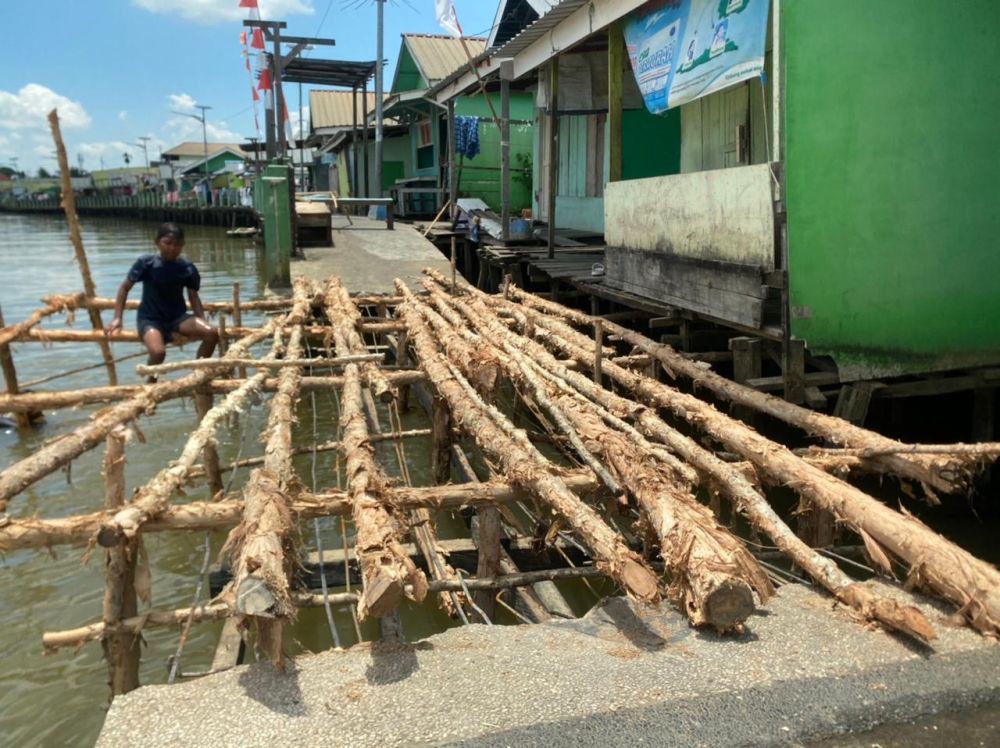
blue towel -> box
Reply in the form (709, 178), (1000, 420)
(454, 116), (481, 159)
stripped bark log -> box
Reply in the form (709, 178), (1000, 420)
(194, 390), (225, 500)
(340, 365), (428, 619)
(96, 326), (288, 546)
(0, 471), (603, 553)
(396, 279), (660, 602)
(423, 284), (771, 630)
(0, 293), (85, 347)
(14, 321), (402, 344)
(221, 278), (312, 668)
(495, 277), (988, 496)
(512, 298), (1000, 635)
(136, 353), (383, 376)
(0, 304), (30, 430)
(49, 110), (117, 386)
(0, 371), (428, 413)
(101, 427), (141, 697)
(0, 322), (281, 513)
(324, 277), (395, 401)
(426, 276), (938, 641)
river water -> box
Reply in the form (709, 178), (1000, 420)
(0, 213), (477, 745)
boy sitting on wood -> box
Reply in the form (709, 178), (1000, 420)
(107, 222), (218, 382)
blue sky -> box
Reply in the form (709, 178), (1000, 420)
(1, 0), (498, 175)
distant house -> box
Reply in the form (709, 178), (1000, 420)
(381, 33), (535, 216)
(160, 142), (248, 187)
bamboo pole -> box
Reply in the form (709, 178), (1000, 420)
(0, 472), (604, 554)
(48, 110), (117, 386)
(0, 319), (281, 513)
(396, 279), (661, 602)
(222, 279), (312, 668)
(507, 293), (1000, 635)
(0, 304), (30, 430)
(101, 427), (141, 697)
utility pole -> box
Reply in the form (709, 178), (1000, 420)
(172, 104), (212, 200)
(374, 0), (384, 197)
(136, 136), (151, 169)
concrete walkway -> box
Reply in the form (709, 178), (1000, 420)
(293, 215), (452, 294)
(98, 582), (1000, 747)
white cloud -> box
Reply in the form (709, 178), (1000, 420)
(164, 115), (244, 145)
(168, 93), (197, 112)
(0, 84), (91, 131)
(288, 105), (309, 141)
(132, 0), (314, 25)
(118, 110), (129, 121)
(77, 138), (168, 169)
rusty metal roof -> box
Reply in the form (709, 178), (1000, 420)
(403, 34), (487, 85)
(310, 90), (379, 130)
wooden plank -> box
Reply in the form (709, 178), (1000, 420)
(210, 617), (245, 672)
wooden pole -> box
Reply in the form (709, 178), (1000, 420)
(593, 319), (604, 384)
(547, 56), (559, 260)
(500, 60), (513, 242)
(448, 100), (457, 222)
(450, 235), (457, 293)
(101, 427), (141, 697)
(232, 282), (245, 380)
(0, 304), (30, 429)
(608, 21), (624, 184)
(47, 109), (118, 386)
(194, 389), (225, 499)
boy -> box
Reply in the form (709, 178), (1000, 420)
(107, 222), (219, 382)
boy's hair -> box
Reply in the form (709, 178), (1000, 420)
(155, 222), (185, 241)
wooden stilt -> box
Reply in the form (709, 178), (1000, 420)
(0, 304), (30, 430)
(232, 283), (245, 380)
(101, 427), (140, 698)
(194, 389), (225, 499)
(730, 337), (762, 425)
(431, 396), (452, 485)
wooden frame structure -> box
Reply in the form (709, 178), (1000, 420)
(4, 264), (1000, 702)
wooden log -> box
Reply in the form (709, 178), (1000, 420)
(0, 293), (85, 347)
(0, 472), (603, 553)
(500, 280), (986, 495)
(0, 371), (428, 413)
(396, 280), (660, 602)
(341, 365), (428, 619)
(136, 353), (383, 377)
(14, 321), (403, 344)
(101, 427), (141, 697)
(194, 390), (225, 500)
(48, 110), (117, 386)
(222, 278), (312, 668)
(520, 301), (1000, 636)
(0, 321), (281, 513)
(427, 285), (771, 630)
(42, 293), (402, 315)
(0, 304), (31, 429)
(96, 326), (288, 546)
(324, 277), (395, 402)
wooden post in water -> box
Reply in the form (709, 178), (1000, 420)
(431, 395), (452, 485)
(194, 389), (225, 499)
(232, 283), (246, 380)
(48, 109), (118, 386)
(101, 426), (140, 698)
(0, 304), (30, 429)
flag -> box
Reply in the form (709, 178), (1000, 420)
(435, 0), (462, 38)
(252, 87), (260, 102)
(239, 31), (247, 46)
(238, 0), (258, 7)
(257, 68), (272, 91)
(250, 28), (265, 50)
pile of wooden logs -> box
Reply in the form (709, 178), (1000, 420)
(1, 269), (999, 704)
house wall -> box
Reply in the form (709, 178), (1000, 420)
(783, 0), (1000, 378)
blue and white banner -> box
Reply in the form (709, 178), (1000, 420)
(624, 0), (770, 114)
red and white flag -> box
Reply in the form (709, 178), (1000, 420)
(435, 0), (462, 37)
(238, 0), (258, 8)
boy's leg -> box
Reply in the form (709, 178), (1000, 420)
(142, 327), (167, 383)
(176, 315), (220, 359)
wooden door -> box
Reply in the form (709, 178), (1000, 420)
(680, 83), (750, 172)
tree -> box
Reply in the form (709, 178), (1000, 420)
(37, 167), (52, 179)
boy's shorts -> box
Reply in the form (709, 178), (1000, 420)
(137, 313), (194, 344)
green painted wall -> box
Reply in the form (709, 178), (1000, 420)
(622, 108), (681, 180)
(784, 1), (1000, 378)
(392, 45), (427, 93)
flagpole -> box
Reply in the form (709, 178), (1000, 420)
(375, 0), (384, 197)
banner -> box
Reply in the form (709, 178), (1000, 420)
(623, 0), (770, 114)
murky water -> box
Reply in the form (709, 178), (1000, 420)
(0, 214), (472, 745)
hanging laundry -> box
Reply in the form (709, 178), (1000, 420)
(453, 116), (481, 159)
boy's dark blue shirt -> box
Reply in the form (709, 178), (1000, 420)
(127, 254), (200, 323)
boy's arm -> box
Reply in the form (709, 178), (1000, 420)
(188, 288), (206, 319)
(107, 278), (134, 334)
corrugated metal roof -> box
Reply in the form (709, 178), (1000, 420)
(310, 90), (379, 130)
(403, 34), (487, 84)
(493, 0), (590, 58)
(162, 142), (246, 158)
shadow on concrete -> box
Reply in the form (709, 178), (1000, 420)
(238, 660), (307, 717)
(365, 641), (422, 686)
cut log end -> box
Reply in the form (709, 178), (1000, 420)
(621, 558), (661, 603)
(698, 579), (756, 632)
(360, 573), (404, 619)
(236, 575), (284, 618)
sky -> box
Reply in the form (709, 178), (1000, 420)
(0, 0), (499, 175)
